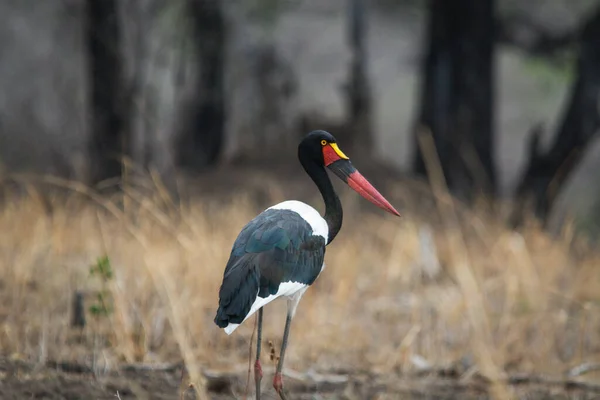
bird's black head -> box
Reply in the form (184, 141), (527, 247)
(298, 130), (346, 166)
(298, 130), (401, 217)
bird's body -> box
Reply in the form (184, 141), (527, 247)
(214, 131), (400, 400)
(215, 200), (327, 334)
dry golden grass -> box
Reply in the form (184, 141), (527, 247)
(0, 170), (599, 399)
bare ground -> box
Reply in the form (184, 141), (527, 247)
(2, 357), (600, 400)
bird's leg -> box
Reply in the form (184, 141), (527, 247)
(273, 308), (293, 400)
(255, 308), (263, 400)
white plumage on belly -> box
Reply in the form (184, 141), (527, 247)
(224, 281), (309, 335)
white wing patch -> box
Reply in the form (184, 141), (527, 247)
(268, 200), (328, 242)
(224, 281), (308, 335)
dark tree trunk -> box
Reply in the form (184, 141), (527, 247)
(343, 0), (373, 155)
(510, 8), (600, 228)
(86, 0), (128, 184)
(177, 0), (225, 170)
(414, 0), (496, 202)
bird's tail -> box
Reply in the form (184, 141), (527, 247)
(214, 256), (260, 330)
(214, 307), (231, 329)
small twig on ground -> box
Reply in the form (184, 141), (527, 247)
(506, 373), (600, 392)
(567, 362), (600, 377)
(115, 391), (122, 400)
(121, 362), (183, 372)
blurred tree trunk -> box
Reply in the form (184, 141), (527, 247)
(223, 3), (299, 164)
(510, 7), (600, 228)
(344, 0), (372, 155)
(86, 0), (128, 184)
(177, 0), (225, 170)
(122, 0), (152, 172)
(413, 0), (496, 202)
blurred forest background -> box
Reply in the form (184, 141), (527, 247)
(1, 0), (600, 399)
(2, 0), (600, 231)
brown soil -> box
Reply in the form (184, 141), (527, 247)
(1, 357), (599, 400)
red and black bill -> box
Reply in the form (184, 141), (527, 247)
(326, 156), (401, 217)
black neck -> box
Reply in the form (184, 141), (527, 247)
(300, 158), (343, 245)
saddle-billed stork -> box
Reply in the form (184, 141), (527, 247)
(214, 130), (400, 399)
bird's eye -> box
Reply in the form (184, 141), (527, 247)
(321, 140), (327, 146)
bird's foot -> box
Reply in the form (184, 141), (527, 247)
(254, 360), (263, 400)
(273, 373), (288, 400)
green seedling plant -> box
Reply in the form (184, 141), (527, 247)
(88, 255), (114, 319)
